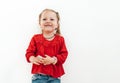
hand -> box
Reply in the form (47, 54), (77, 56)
(42, 55), (55, 65)
(36, 55), (44, 63)
(29, 56), (43, 65)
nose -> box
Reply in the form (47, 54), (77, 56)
(45, 20), (52, 25)
(45, 21), (51, 24)
(44, 21), (52, 26)
(45, 19), (51, 23)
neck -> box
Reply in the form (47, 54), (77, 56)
(43, 33), (55, 39)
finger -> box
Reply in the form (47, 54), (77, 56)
(34, 59), (41, 65)
(36, 58), (43, 63)
(45, 55), (50, 58)
(45, 55), (48, 57)
(38, 60), (44, 63)
(33, 61), (40, 65)
(43, 62), (50, 65)
(37, 56), (43, 59)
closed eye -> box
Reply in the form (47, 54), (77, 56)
(50, 19), (54, 21)
(42, 18), (46, 21)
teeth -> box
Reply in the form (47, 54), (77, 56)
(45, 24), (52, 26)
(45, 25), (51, 26)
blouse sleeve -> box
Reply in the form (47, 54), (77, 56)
(25, 35), (36, 62)
(56, 37), (68, 64)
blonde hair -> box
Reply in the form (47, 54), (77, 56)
(39, 9), (61, 35)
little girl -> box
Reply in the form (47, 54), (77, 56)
(25, 9), (68, 83)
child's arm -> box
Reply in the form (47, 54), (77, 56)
(25, 35), (37, 63)
(55, 37), (68, 64)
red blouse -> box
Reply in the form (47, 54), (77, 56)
(25, 34), (68, 78)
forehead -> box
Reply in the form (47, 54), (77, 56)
(41, 10), (57, 18)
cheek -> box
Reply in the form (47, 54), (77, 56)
(55, 23), (58, 28)
(40, 22), (44, 26)
(39, 23), (44, 29)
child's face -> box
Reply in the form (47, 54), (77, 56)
(40, 10), (58, 33)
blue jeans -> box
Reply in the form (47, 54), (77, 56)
(32, 74), (60, 83)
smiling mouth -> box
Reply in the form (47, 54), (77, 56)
(44, 25), (52, 27)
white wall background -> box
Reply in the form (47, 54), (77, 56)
(0, 0), (120, 83)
